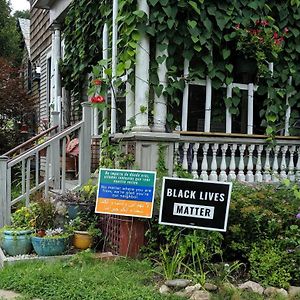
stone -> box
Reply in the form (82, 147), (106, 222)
(174, 290), (189, 298)
(159, 284), (171, 294)
(238, 281), (264, 295)
(0, 290), (23, 299)
(288, 286), (300, 298)
(189, 290), (210, 300)
(204, 283), (218, 291)
(264, 287), (288, 297)
(165, 279), (192, 288)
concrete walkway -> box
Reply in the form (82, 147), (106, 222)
(0, 289), (41, 300)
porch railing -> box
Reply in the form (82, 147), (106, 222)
(0, 103), (92, 227)
(174, 132), (300, 183)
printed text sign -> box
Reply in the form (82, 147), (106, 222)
(159, 177), (232, 232)
(95, 168), (156, 218)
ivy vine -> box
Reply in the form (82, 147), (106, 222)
(61, 0), (300, 136)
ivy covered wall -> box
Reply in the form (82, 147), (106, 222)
(61, 0), (300, 136)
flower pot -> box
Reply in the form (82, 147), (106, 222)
(1, 230), (33, 256)
(31, 236), (70, 256)
(73, 231), (93, 250)
(66, 202), (94, 220)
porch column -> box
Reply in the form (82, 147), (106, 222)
(125, 69), (135, 130)
(111, 0), (118, 134)
(204, 76), (212, 132)
(132, 0), (150, 132)
(51, 23), (62, 123)
(102, 23), (109, 132)
(0, 156), (9, 227)
(152, 40), (168, 132)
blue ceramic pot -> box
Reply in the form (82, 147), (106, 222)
(31, 236), (70, 256)
(1, 230), (33, 256)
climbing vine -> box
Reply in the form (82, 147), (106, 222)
(61, 0), (300, 136)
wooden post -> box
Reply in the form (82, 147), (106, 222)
(79, 102), (92, 186)
(119, 217), (145, 257)
(102, 23), (108, 132)
(51, 111), (60, 190)
(204, 76), (212, 132)
(247, 83), (254, 134)
(226, 84), (232, 133)
(0, 156), (9, 227)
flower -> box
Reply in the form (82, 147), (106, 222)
(234, 19), (286, 77)
(93, 79), (102, 86)
(296, 213), (300, 219)
(90, 95), (105, 104)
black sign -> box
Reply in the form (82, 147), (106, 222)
(159, 177), (232, 232)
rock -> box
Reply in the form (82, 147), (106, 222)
(238, 281), (264, 295)
(165, 279), (192, 288)
(0, 289), (23, 299)
(181, 284), (202, 298)
(264, 287), (288, 297)
(288, 286), (300, 297)
(159, 284), (171, 294)
(189, 290), (210, 300)
(204, 283), (218, 291)
(174, 290), (189, 298)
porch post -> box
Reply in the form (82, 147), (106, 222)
(247, 83), (254, 134)
(102, 23), (108, 132)
(0, 156), (9, 227)
(51, 111), (61, 190)
(204, 76), (212, 132)
(132, 0), (151, 132)
(153, 40), (168, 132)
(181, 59), (189, 131)
(285, 76), (292, 136)
(79, 102), (92, 185)
(111, 0), (118, 134)
(51, 23), (62, 117)
(125, 70), (135, 130)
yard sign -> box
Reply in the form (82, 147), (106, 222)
(159, 177), (232, 232)
(95, 168), (156, 218)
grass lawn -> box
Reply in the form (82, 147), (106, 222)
(0, 254), (179, 300)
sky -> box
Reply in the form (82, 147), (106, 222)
(10, 0), (30, 13)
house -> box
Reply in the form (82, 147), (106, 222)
(1, 0), (300, 228)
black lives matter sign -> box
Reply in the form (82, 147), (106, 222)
(159, 177), (232, 232)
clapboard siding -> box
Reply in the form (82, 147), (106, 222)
(30, 8), (51, 62)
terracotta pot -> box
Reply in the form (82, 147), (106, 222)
(73, 230), (93, 250)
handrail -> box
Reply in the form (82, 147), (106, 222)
(3, 125), (59, 157)
(177, 131), (300, 140)
(7, 121), (84, 167)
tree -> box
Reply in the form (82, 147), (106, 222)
(0, 0), (21, 62)
(0, 58), (34, 154)
(14, 10), (30, 19)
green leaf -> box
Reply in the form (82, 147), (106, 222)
(189, 1), (200, 15)
(133, 10), (145, 18)
(225, 64), (233, 73)
(148, 0), (159, 5)
(188, 20), (197, 29)
(167, 19), (175, 29)
(154, 84), (164, 97)
(191, 35), (199, 43)
(193, 44), (202, 52)
(222, 49), (231, 60)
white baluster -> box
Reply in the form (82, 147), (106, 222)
(182, 143), (189, 171)
(200, 143), (209, 181)
(263, 147), (272, 182)
(237, 144), (246, 181)
(228, 144), (237, 181)
(280, 145), (288, 179)
(192, 143), (200, 179)
(219, 144), (228, 182)
(173, 142), (179, 177)
(272, 145), (280, 182)
(296, 146), (300, 182)
(209, 143), (218, 181)
(288, 145), (296, 181)
(246, 144), (255, 182)
(255, 145), (263, 182)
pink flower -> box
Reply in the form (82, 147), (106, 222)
(260, 20), (269, 27)
(91, 95), (105, 103)
(234, 23), (240, 30)
(284, 27), (289, 34)
(273, 32), (279, 39)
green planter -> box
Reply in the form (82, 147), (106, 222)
(32, 236), (71, 256)
(1, 229), (33, 256)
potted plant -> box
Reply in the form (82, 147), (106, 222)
(57, 180), (97, 219)
(31, 228), (71, 256)
(233, 18), (287, 81)
(67, 215), (101, 250)
(0, 205), (36, 256)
